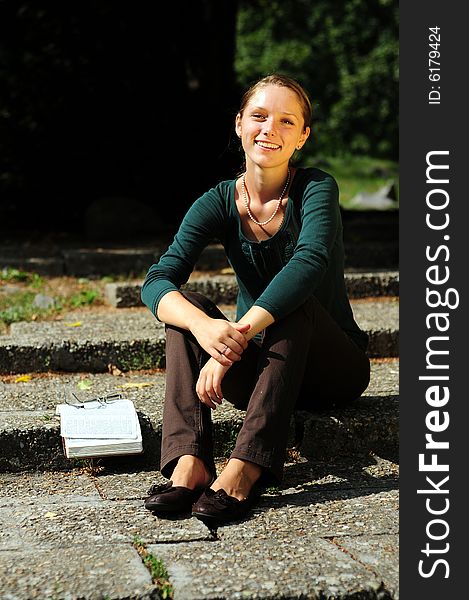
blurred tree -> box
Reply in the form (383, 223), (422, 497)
(235, 0), (398, 158)
(0, 0), (397, 237)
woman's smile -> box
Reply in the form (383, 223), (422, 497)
(254, 140), (281, 151)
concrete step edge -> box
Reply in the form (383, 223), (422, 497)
(0, 326), (398, 375)
(0, 359), (398, 472)
(0, 395), (398, 473)
(106, 271), (400, 308)
(0, 300), (399, 373)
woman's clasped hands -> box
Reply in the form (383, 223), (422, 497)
(191, 317), (250, 408)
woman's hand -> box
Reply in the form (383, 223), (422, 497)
(191, 318), (250, 366)
(196, 357), (231, 409)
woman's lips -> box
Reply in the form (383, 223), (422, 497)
(255, 140), (281, 150)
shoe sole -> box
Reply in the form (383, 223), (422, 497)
(192, 509), (255, 527)
(145, 503), (192, 513)
(191, 511), (223, 527)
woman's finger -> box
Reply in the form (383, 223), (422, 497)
(199, 389), (216, 409)
(213, 374), (223, 401)
(204, 371), (221, 406)
(217, 343), (240, 363)
(196, 369), (218, 409)
(219, 338), (245, 361)
(209, 347), (233, 367)
(229, 324), (250, 350)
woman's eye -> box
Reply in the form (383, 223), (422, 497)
(252, 113), (266, 120)
(283, 119), (294, 125)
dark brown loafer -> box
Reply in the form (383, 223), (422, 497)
(144, 480), (207, 513)
(191, 483), (262, 526)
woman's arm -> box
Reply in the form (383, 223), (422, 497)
(141, 185), (227, 320)
(157, 290), (250, 366)
(196, 305), (275, 408)
(253, 174), (340, 320)
(158, 292), (273, 339)
(237, 305), (275, 340)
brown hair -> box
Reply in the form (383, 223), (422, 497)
(238, 74), (312, 131)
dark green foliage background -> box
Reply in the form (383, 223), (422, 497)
(235, 0), (398, 158)
(0, 1), (397, 233)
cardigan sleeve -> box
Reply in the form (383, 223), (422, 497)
(253, 174), (340, 320)
(141, 186), (226, 318)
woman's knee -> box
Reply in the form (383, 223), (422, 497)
(179, 290), (223, 319)
(180, 290), (210, 310)
(296, 358), (370, 412)
(263, 300), (314, 346)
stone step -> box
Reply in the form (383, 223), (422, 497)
(0, 454), (398, 599)
(0, 300), (399, 374)
(0, 240), (398, 277)
(105, 270), (399, 308)
(0, 245), (163, 278)
(0, 359), (398, 473)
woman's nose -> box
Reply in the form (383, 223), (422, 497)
(262, 123), (276, 137)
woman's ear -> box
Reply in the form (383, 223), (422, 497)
(235, 113), (242, 138)
(297, 126), (311, 149)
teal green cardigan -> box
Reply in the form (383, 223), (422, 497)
(141, 167), (368, 352)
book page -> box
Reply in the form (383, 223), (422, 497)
(58, 400), (138, 439)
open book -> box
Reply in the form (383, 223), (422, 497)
(56, 397), (143, 458)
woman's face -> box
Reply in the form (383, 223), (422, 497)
(235, 84), (310, 171)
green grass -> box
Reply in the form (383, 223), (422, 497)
(299, 153), (399, 208)
(69, 289), (100, 308)
(0, 268), (105, 333)
(1, 268), (44, 286)
(133, 536), (174, 599)
(0, 291), (53, 326)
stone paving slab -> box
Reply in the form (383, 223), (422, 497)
(150, 534), (396, 599)
(0, 470), (101, 501)
(0, 545), (156, 600)
(0, 457), (398, 599)
(0, 300), (398, 375)
(334, 533), (399, 596)
(150, 469), (398, 599)
(105, 271), (399, 308)
(145, 477), (399, 598)
(0, 360), (398, 472)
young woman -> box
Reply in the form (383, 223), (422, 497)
(141, 74), (370, 527)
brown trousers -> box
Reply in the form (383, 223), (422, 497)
(160, 291), (370, 484)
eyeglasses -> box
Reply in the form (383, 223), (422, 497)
(64, 392), (123, 409)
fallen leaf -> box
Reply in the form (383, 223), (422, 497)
(15, 375), (32, 383)
(108, 364), (123, 376)
(77, 380), (94, 391)
(118, 382), (154, 389)
(65, 321), (82, 327)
